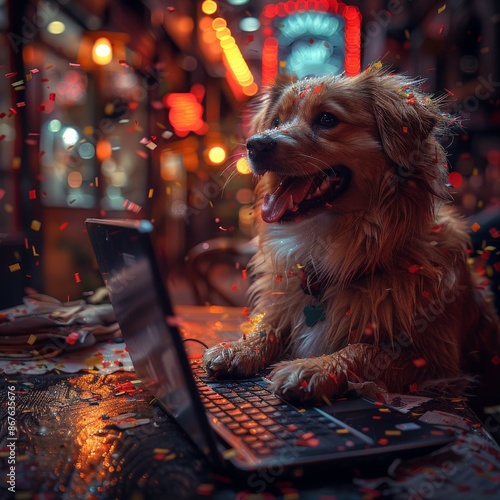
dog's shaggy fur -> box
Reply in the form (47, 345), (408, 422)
(202, 67), (500, 405)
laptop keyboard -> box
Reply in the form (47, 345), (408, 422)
(191, 362), (368, 459)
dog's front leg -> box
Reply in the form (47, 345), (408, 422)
(202, 316), (284, 378)
(268, 344), (379, 403)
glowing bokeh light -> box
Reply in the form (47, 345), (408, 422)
(208, 146), (226, 164)
(92, 37), (112, 65)
(236, 157), (252, 174)
(47, 21), (65, 35)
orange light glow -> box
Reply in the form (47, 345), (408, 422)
(92, 37), (112, 65)
(211, 16), (255, 98)
(164, 93), (208, 136)
(96, 139), (112, 161)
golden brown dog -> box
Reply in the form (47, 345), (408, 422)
(202, 67), (500, 405)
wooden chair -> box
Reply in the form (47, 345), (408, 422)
(185, 237), (257, 306)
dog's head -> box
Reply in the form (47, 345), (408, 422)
(246, 67), (452, 224)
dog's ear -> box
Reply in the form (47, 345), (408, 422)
(366, 68), (449, 169)
(249, 73), (297, 133)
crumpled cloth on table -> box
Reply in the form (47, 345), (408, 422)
(0, 294), (121, 360)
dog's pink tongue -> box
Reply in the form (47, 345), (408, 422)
(261, 176), (316, 223)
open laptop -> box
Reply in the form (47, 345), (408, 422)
(86, 217), (454, 474)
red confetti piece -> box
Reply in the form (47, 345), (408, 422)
(5, 72), (18, 78)
(28, 189), (36, 200)
(377, 438), (389, 446)
(470, 222), (481, 232)
(412, 358), (427, 368)
(409, 383), (418, 392)
(295, 437), (319, 447)
(491, 355), (500, 366)
(74, 272), (81, 283)
(408, 264), (419, 273)
(242, 269), (247, 280)
(123, 199), (142, 213)
(49, 93), (56, 101)
(402, 126), (408, 133)
(447, 171), (463, 188)
(276, 275), (283, 283)
(59, 222), (69, 231)
(66, 332), (79, 345)
(489, 227), (500, 238)
(444, 88), (455, 96)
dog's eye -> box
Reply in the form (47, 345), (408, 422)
(271, 116), (280, 128)
(317, 112), (339, 128)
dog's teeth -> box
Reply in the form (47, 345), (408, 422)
(288, 197), (294, 210)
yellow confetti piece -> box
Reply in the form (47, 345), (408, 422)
(379, 408), (391, 413)
(321, 395), (332, 406)
(148, 188), (154, 198)
(385, 430), (402, 436)
(84, 356), (102, 367)
(404, 29), (411, 39)
(12, 156), (21, 169)
(164, 453), (177, 461)
(156, 121), (166, 130)
(27, 334), (37, 345)
(437, 3), (446, 14)
(373, 61), (383, 69)
(32, 246), (39, 256)
(153, 448), (170, 454)
(222, 448), (238, 459)
(336, 428), (350, 434)
(9, 263), (21, 272)
(31, 220), (41, 231)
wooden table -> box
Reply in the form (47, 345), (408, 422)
(1, 306), (500, 499)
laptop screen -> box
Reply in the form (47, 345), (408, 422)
(86, 218), (220, 464)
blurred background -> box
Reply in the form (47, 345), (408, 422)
(0, 0), (499, 309)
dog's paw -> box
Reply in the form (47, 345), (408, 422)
(268, 357), (346, 404)
(202, 342), (263, 378)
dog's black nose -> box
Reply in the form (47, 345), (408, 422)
(247, 135), (276, 160)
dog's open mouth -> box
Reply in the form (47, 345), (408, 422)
(261, 167), (351, 223)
